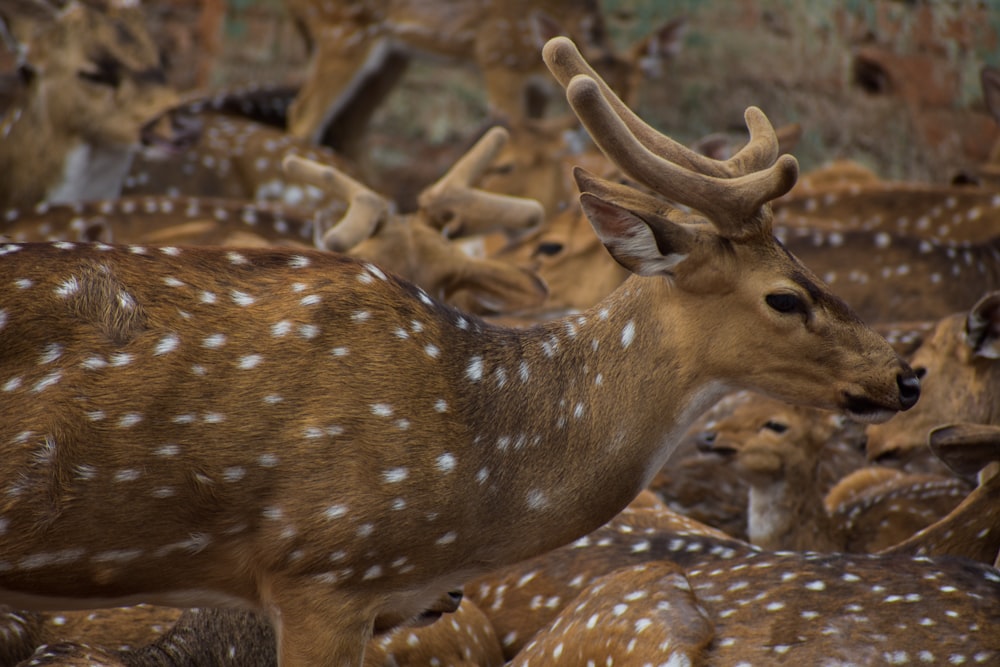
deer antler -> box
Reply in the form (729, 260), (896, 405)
(282, 154), (390, 252)
(543, 36), (798, 237)
(417, 126), (544, 238)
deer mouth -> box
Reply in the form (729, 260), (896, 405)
(140, 110), (202, 158)
(841, 392), (898, 424)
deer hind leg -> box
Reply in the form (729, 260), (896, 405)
(267, 582), (373, 667)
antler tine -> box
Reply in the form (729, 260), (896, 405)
(417, 126), (544, 237)
(565, 75), (798, 235)
(542, 36), (781, 178)
(282, 155), (389, 253)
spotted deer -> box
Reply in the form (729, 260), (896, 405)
(0, 128), (548, 316)
(697, 393), (970, 553)
(777, 225), (1000, 323)
(119, 82), (361, 211)
(465, 499), (1000, 665)
(774, 183), (1000, 244)
(866, 291), (1000, 465)
(0, 0), (197, 210)
(0, 36), (919, 666)
(881, 423), (1000, 566)
(282, 0), (686, 157)
(122, 111), (357, 211)
(6, 597), (503, 667)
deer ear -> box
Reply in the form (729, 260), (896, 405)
(1, 0), (58, 57)
(928, 423), (1000, 478)
(579, 192), (694, 277)
(982, 65), (1000, 127)
(965, 291), (1000, 359)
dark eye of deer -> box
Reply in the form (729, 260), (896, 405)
(78, 56), (122, 88)
(763, 420), (788, 433)
(536, 242), (564, 257)
(913, 366), (927, 380)
(766, 293), (804, 315)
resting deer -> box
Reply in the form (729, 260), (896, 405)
(8, 597), (503, 667)
(778, 225), (1000, 323)
(282, 0), (686, 154)
(0, 0), (197, 210)
(698, 393), (970, 553)
(866, 291), (1000, 465)
(881, 423), (1000, 565)
(774, 183), (1000, 244)
(467, 499), (1000, 665)
(0, 37), (919, 666)
(0, 128), (548, 316)
(121, 84), (358, 211)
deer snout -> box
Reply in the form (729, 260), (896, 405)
(411, 590), (464, 628)
(896, 369), (920, 411)
(140, 109), (203, 158)
(695, 430), (716, 453)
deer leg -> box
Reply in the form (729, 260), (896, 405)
(268, 583), (373, 667)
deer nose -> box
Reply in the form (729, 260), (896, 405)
(897, 371), (920, 410)
(695, 431), (716, 453)
(446, 590), (463, 610)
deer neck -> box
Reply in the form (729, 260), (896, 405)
(0, 96), (134, 208)
(455, 275), (730, 563)
(745, 463), (843, 552)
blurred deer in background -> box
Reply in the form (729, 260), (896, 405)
(0, 0), (198, 210)
(281, 0), (686, 162)
(697, 393), (969, 552)
(866, 291), (1000, 466)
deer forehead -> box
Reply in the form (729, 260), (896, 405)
(38, 9), (157, 75)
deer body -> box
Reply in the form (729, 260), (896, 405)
(0, 243), (732, 602)
(0, 231), (908, 664)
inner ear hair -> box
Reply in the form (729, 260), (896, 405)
(574, 167), (701, 226)
(965, 291), (1000, 358)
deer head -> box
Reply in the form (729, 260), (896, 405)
(542, 35), (919, 421)
(0, 0), (194, 209)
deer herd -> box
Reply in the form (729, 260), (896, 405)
(0, 1), (998, 666)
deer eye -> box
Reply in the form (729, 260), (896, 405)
(486, 162), (514, 176)
(763, 420), (788, 434)
(78, 56), (122, 88)
(536, 241), (564, 257)
(766, 292), (805, 315)
(913, 366), (927, 380)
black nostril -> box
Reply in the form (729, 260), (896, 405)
(897, 372), (921, 409)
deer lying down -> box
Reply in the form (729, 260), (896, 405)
(0, 37), (918, 666)
(0, 0), (196, 210)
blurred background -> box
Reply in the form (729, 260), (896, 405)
(28, 0), (995, 186)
